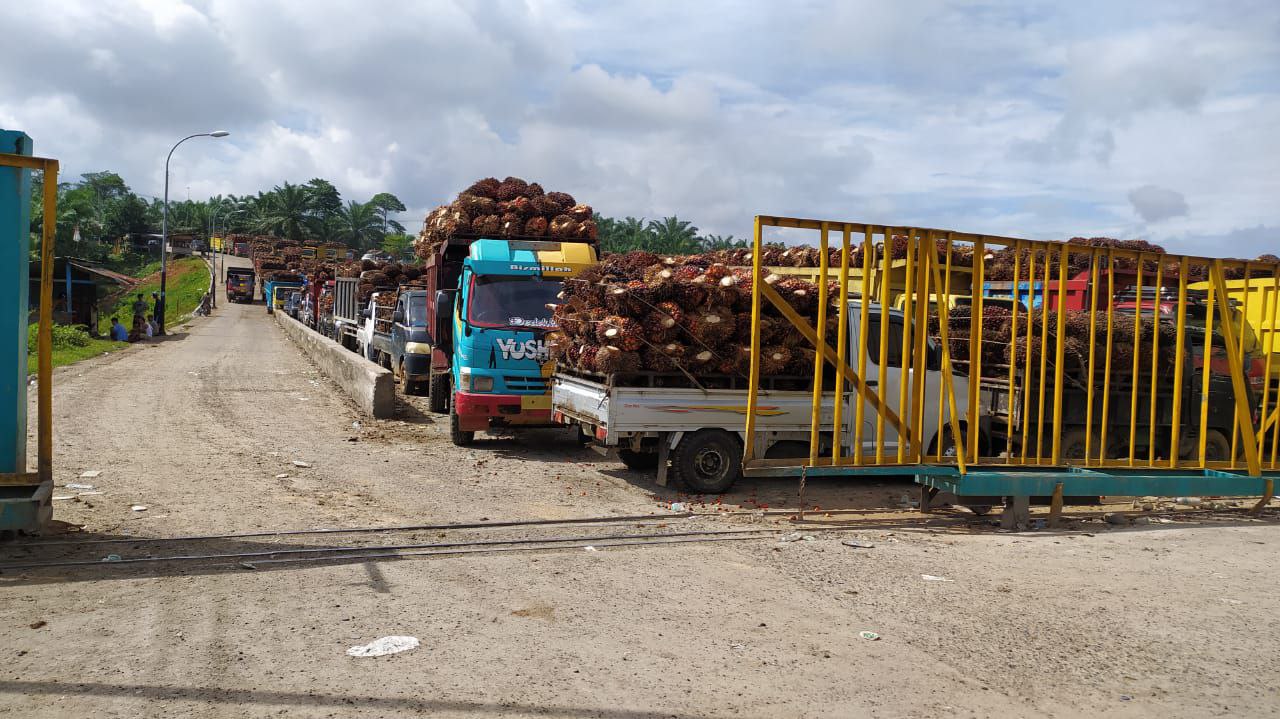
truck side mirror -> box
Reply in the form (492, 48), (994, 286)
(927, 340), (943, 371)
(361, 307), (371, 319)
(393, 310), (405, 324)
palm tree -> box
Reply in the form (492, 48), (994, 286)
(254, 182), (314, 240)
(647, 216), (700, 254)
(337, 200), (384, 250)
(699, 234), (745, 250)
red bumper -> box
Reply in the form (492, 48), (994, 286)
(453, 392), (553, 431)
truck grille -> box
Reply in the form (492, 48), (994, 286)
(504, 376), (547, 392)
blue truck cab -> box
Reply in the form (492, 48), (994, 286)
(439, 238), (597, 445)
(264, 280), (303, 315)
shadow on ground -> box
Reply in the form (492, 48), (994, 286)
(0, 680), (730, 719)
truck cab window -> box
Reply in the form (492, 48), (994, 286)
(862, 315), (906, 366)
(406, 295), (428, 327)
(467, 276), (562, 329)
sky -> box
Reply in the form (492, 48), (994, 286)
(1, 0), (1277, 255)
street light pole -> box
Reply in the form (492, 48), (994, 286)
(160, 130), (228, 334)
(209, 205), (220, 309)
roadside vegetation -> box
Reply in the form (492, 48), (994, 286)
(26, 323), (124, 373)
(97, 256), (210, 334)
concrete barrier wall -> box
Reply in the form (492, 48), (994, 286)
(274, 312), (395, 418)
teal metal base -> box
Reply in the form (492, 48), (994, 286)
(0, 481), (52, 533)
(745, 463), (1278, 498)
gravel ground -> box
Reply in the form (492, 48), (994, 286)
(4, 257), (1279, 718)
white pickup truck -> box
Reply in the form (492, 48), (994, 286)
(552, 302), (973, 493)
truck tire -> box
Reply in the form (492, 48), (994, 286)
(398, 361), (422, 396)
(1202, 429), (1232, 462)
(618, 448), (659, 471)
(670, 430), (742, 494)
(450, 403), (475, 446)
(428, 373), (450, 414)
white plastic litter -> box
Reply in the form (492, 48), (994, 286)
(79, 470), (102, 479)
(52, 495), (75, 501)
(584, 546), (599, 552)
(130, 505), (148, 512)
(921, 574), (953, 582)
(346, 636), (420, 657)
(275, 473), (290, 479)
(669, 502), (685, 512)
(292, 460), (311, 468)
(66, 483), (95, 490)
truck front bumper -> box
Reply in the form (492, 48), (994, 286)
(403, 353), (432, 381)
(454, 392), (554, 431)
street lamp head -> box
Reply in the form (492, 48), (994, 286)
(209, 130), (230, 138)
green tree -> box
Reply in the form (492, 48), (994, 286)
(337, 200), (384, 249)
(646, 216), (700, 254)
(254, 182), (314, 240)
(103, 194), (152, 241)
(699, 233), (746, 250)
(382, 232), (412, 258)
(305, 178), (342, 221)
(369, 192), (407, 234)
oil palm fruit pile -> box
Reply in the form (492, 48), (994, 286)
(335, 259), (427, 303)
(931, 304), (1184, 381)
(547, 251), (834, 378)
(415, 177), (597, 260)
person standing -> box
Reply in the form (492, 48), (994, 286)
(152, 291), (164, 335)
(131, 293), (147, 325)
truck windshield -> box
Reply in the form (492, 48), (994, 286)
(407, 295), (428, 326)
(467, 276), (561, 329)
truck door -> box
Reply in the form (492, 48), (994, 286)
(852, 312), (908, 460)
(391, 296), (406, 364)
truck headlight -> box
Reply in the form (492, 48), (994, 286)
(459, 369), (493, 392)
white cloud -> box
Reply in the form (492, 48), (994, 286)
(0, 0), (1275, 251)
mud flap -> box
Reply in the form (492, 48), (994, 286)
(656, 435), (671, 487)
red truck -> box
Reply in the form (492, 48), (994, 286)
(226, 267), (255, 303)
(983, 267), (1139, 312)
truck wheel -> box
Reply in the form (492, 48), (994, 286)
(1057, 429), (1089, 461)
(428, 373), (450, 414)
(398, 362), (422, 396)
(618, 449), (659, 471)
(671, 430), (742, 494)
(1202, 429), (1232, 462)
(450, 404), (475, 446)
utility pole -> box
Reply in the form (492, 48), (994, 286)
(160, 130), (228, 334)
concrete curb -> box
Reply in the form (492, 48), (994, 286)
(274, 312), (395, 418)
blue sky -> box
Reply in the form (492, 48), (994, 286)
(1, 0), (1276, 255)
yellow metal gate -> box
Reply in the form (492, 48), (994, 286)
(743, 216), (1278, 485)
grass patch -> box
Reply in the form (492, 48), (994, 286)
(102, 251), (162, 278)
(26, 323), (126, 373)
(98, 256), (210, 334)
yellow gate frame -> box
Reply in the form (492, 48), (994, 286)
(743, 215), (1270, 483)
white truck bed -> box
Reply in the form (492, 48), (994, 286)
(552, 372), (844, 446)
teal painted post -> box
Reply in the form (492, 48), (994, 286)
(0, 130), (33, 474)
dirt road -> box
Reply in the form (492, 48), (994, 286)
(4, 262), (1279, 718)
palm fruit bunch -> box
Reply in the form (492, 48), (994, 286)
(551, 250), (830, 379)
(414, 177), (596, 260)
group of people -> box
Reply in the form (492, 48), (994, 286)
(108, 291), (163, 343)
